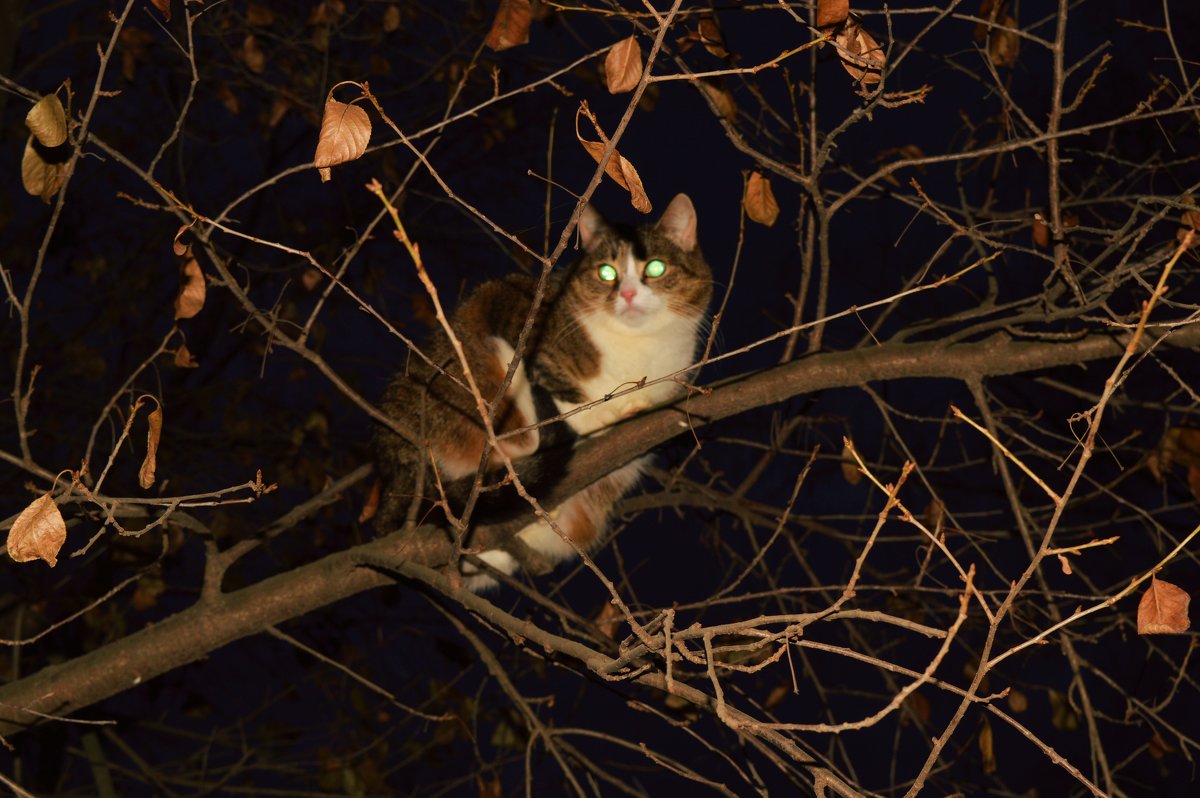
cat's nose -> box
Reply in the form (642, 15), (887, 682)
(619, 288), (636, 304)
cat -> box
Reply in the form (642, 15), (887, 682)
(373, 193), (712, 589)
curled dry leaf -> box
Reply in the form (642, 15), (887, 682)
(698, 80), (737, 123)
(987, 15), (1020, 68)
(314, 99), (372, 172)
(8, 493), (67, 567)
(1148, 732), (1176, 760)
(743, 171), (780, 227)
(26, 94), (68, 147)
(382, 4), (401, 32)
(485, 0), (533, 52)
(764, 684), (790, 710)
(840, 440), (862, 485)
(139, 403), (163, 490)
(604, 36), (643, 95)
(21, 137), (66, 202)
(1057, 553), (1072, 575)
(216, 83), (240, 115)
(1006, 689), (1028, 713)
(174, 258), (206, 319)
(173, 223), (193, 257)
(151, 0), (171, 22)
(816, 0), (849, 29)
(1137, 577), (1191, 635)
(901, 692), (930, 725)
(835, 17), (885, 85)
(1147, 427), (1200, 483)
(575, 103), (651, 214)
(593, 601), (622, 640)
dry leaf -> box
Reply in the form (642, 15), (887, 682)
(1032, 216), (1050, 248)
(744, 171), (780, 227)
(216, 83), (240, 115)
(131, 572), (166, 610)
(1148, 427), (1200, 482)
(139, 403), (163, 489)
(268, 94), (291, 129)
(1057, 553), (1072, 575)
(301, 267), (322, 290)
(979, 720), (997, 775)
(764, 685), (790, 709)
(174, 345), (198, 368)
(172, 223), (193, 256)
(1048, 688), (1079, 731)
(247, 3), (274, 26)
(575, 103), (651, 214)
(308, 0), (345, 25)
(317, 166), (332, 183)
(696, 14), (728, 59)
(358, 480), (381, 523)
(901, 692), (930, 725)
(604, 36), (642, 94)
(151, 0), (171, 22)
(314, 99), (372, 171)
(242, 35), (266, 74)
(1148, 732), (1176, 760)
(924, 499), (945, 531)
(816, 0), (849, 28)
(987, 15), (1020, 68)
(840, 440), (861, 485)
(485, 0), (533, 52)
(1137, 577), (1191, 635)
(698, 80), (737, 123)
(8, 493), (67, 567)
(835, 17), (885, 85)
(26, 94), (67, 148)
(174, 258), (206, 319)
(21, 137), (66, 202)
(1006, 689), (1028, 713)
(382, 4), (401, 32)
(593, 601), (622, 640)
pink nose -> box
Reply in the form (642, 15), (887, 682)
(619, 288), (636, 304)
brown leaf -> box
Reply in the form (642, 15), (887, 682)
(593, 601), (622, 640)
(216, 83), (240, 115)
(744, 171), (780, 227)
(131, 572), (165, 610)
(485, 0), (533, 52)
(301, 267), (323, 291)
(20, 136), (66, 202)
(987, 15), (1020, 68)
(174, 258), (206, 319)
(575, 103), (651, 214)
(834, 17), (885, 85)
(696, 14), (728, 59)
(1049, 688), (1079, 731)
(604, 36), (643, 94)
(8, 493), (67, 567)
(139, 403), (163, 489)
(1137, 578), (1191, 635)
(151, 0), (171, 22)
(816, 0), (849, 29)
(174, 345), (198, 368)
(268, 94), (291, 129)
(840, 440), (862, 485)
(1032, 216), (1050, 248)
(247, 3), (274, 26)
(924, 499), (945, 531)
(1149, 427), (1200, 481)
(172, 223), (193, 256)
(317, 166), (332, 183)
(764, 684), (790, 709)
(1006, 689), (1028, 713)
(698, 80), (737, 123)
(382, 4), (401, 32)
(901, 692), (930, 725)
(314, 99), (372, 170)
(1189, 465), (1200, 502)
(1057, 553), (1072, 576)
(979, 720), (997, 775)
(242, 34), (266, 74)
(358, 480), (381, 523)
(26, 94), (67, 147)
(1148, 731), (1176, 760)
(308, 0), (345, 25)
(974, 0), (1003, 41)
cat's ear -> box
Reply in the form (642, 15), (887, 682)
(577, 204), (609, 252)
(656, 194), (697, 252)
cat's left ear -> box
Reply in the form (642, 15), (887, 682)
(577, 204), (609, 252)
(656, 194), (697, 252)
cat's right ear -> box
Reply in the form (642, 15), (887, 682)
(577, 204), (608, 252)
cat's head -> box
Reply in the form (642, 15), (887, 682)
(568, 193), (712, 333)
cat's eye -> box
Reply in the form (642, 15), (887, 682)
(644, 259), (666, 279)
(597, 264), (618, 283)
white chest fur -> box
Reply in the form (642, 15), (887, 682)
(556, 311), (700, 436)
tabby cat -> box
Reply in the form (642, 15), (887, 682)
(374, 193), (712, 589)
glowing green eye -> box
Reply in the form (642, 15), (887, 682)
(597, 263), (618, 282)
(644, 259), (666, 278)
